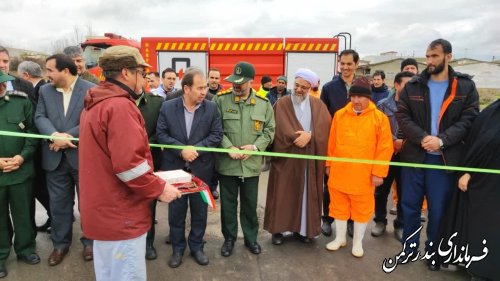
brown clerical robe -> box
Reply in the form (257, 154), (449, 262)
(264, 95), (331, 238)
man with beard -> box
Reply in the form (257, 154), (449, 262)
(256, 75), (272, 97)
(266, 76), (291, 106)
(207, 68), (222, 95)
(63, 46), (100, 84)
(370, 70), (390, 104)
(396, 39), (479, 271)
(213, 61), (275, 257)
(264, 69), (331, 245)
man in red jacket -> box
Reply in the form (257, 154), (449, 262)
(79, 46), (181, 281)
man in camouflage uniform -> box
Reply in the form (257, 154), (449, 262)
(0, 71), (40, 278)
(213, 62), (275, 257)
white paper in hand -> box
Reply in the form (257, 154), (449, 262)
(154, 169), (192, 184)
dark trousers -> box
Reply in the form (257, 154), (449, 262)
(46, 156), (92, 250)
(219, 175), (259, 243)
(146, 200), (157, 245)
(31, 147), (50, 230)
(168, 193), (207, 253)
(0, 181), (36, 264)
(322, 175), (333, 224)
(374, 153), (403, 228)
(209, 171), (219, 193)
(401, 154), (455, 253)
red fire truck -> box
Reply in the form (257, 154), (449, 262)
(81, 33), (351, 89)
(81, 33), (140, 80)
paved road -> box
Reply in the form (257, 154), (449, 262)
(3, 171), (470, 280)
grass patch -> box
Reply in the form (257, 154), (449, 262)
(478, 88), (500, 110)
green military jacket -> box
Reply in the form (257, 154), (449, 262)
(0, 90), (38, 186)
(213, 88), (275, 177)
(136, 92), (164, 170)
(80, 71), (100, 85)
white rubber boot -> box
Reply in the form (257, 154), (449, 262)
(352, 222), (367, 258)
(326, 220), (347, 251)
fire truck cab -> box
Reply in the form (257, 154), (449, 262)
(81, 33), (140, 80)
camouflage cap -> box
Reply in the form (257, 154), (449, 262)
(98, 46), (151, 71)
(225, 61), (255, 84)
(0, 70), (15, 84)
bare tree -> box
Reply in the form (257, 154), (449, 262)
(49, 24), (88, 54)
(72, 25), (83, 46)
(85, 23), (94, 38)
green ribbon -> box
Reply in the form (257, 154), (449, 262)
(1, 130), (499, 174)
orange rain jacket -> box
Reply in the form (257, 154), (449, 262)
(326, 102), (394, 195)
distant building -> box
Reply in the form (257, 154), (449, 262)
(356, 58), (426, 87)
(454, 62), (500, 89)
(449, 58), (484, 67)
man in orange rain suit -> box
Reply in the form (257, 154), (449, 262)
(325, 76), (393, 258)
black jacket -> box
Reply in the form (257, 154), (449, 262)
(320, 75), (350, 117)
(12, 76), (35, 104)
(396, 66), (479, 166)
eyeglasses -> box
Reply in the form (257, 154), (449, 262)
(131, 68), (147, 78)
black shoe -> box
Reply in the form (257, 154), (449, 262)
(271, 233), (283, 245)
(36, 219), (51, 232)
(347, 220), (354, 238)
(394, 228), (403, 242)
(221, 238), (235, 257)
(165, 234), (171, 244)
(0, 265), (7, 278)
(191, 251), (209, 266)
(244, 241), (261, 255)
(168, 252), (183, 268)
(145, 244), (157, 260)
(321, 221), (332, 237)
(17, 253), (41, 265)
(293, 232), (311, 243)
(212, 190), (219, 200)
(427, 260), (440, 271)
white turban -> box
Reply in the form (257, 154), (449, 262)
(295, 68), (318, 88)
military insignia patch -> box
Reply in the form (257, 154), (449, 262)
(226, 109), (238, 114)
(254, 120), (262, 131)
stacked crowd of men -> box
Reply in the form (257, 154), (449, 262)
(1, 37), (497, 281)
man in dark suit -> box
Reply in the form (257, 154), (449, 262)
(34, 54), (95, 266)
(157, 67), (223, 268)
(134, 90), (164, 260)
(17, 60), (51, 232)
(0, 46), (35, 103)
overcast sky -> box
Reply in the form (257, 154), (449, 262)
(2, 0), (499, 61)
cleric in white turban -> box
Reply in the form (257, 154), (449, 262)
(294, 68), (319, 88)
